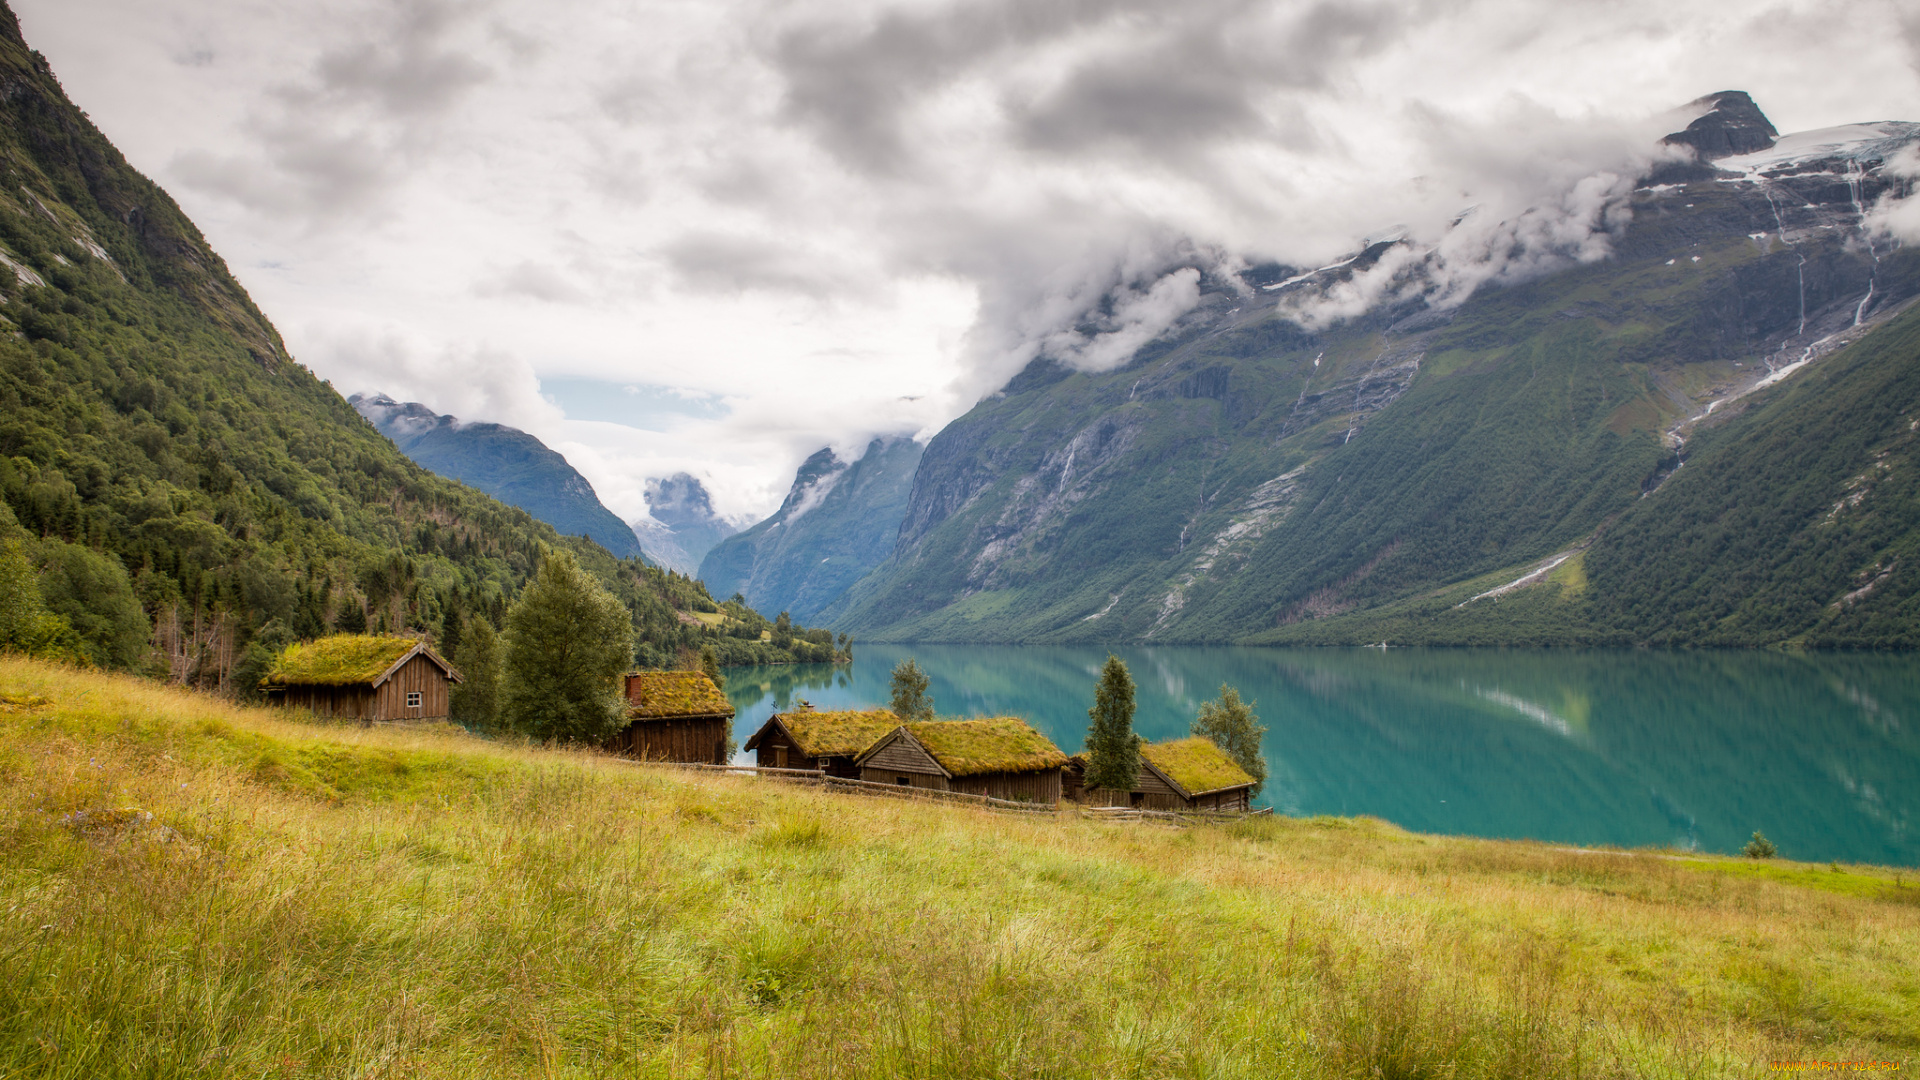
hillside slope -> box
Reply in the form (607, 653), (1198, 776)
(0, 4), (832, 681)
(701, 436), (922, 622)
(350, 393), (643, 560)
(5, 657), (1917, 1075)
(830, 102), (1920, 646)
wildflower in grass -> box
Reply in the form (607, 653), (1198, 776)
(1085, 655), (1140, 792)
(1193, 685), (1269, 797)
(890, 657), (933, 721)
(500, 550), (632, 742)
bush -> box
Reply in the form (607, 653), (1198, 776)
(1743, 831), (1778, 859)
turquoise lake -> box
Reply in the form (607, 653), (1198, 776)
(721, 645), (1920, 867)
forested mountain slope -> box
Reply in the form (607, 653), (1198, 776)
(0, 3), (835, 682)
(350, 393), (643, 560)
(701, 436), (922, 623)
(830, 101), (1920, 646)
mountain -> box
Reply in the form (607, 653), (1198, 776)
(701, 436), (923, 622)
(628, 473), (736, 575)
(349, 393), (642, 560)
(828, 96), (1920, 646)
(0, 4), (841, 683)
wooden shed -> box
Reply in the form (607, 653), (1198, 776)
(1079, 736), (1256, 812)
(263, 635), (460, 724)
(855, 717), (1068, 803)
(743, 708), (898, 777)
(607, 671), (736, 764)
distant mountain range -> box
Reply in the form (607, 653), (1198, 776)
(700, 437), (922, 622)
(350, 393), (644, 560)
(757, 93), (1920, 648)
(630, 472), (737, 576)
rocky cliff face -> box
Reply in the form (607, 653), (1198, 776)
(351, 393), (643, 560)
(700, 436), (923, 622)
(827, 103), (1920, 645)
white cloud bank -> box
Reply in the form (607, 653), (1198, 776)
(14, 0), (1920, 521)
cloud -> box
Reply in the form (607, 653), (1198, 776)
(1867, 143), (1920, 243)
(18, 0), (1920, 522)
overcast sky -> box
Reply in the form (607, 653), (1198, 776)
(15, 0), (1920, 524)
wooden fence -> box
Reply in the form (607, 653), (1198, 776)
(611, 759), (1266, 821)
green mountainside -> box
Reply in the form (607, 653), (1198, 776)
(0, 5), (835, 682)
(700, 436), (922, 623)
(349, 393), (643, 561)
(829, 105), (1920, 646)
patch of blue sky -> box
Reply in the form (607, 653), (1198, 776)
(540, 377), (731, 430)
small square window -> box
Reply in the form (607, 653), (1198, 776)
(406, 691), (422, 709)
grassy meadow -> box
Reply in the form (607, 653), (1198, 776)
(1, 657), (1916, 1078)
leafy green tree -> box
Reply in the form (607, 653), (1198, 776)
(451, 618), (503, 732)
(1192, 684), (1268, 797)
(772, 610), (794, 650)
(500, 550), (633, 741)
(889, 657), (934, 721)
(700, 643), (725, 690)
(30, 539), (149, 670)
(0, 539), (85, 663)
(1084, 655), (1140, 792)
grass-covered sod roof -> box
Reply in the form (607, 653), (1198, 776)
(627, 671), (735, 719)
(779, 710), (899, 758)
(904, 718), (1068, 777)
(1142, 737), (1255, 796)
(266, 636), (450, 688)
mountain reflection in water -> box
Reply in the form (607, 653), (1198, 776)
(721, 646), (1920, 867)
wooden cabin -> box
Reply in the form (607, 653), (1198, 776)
(263, 635), (460, 724)
(1079, 736), (1256, 812)
(607, 671), (736, 764)
(855, 717), (1068, 803)
(743, 708), (898, 777)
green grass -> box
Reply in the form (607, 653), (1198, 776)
(4, 657), (1918, 1077)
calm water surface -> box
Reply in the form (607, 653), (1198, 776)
(722, 645), (1920, 867)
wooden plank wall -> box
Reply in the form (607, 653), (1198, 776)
(752, 729), (818, 772)
(616, 717), (730, 764)
(858, 767), (949, 791)
(950, 768), (1061, 804)
(862, 735), (945, 776)
(283, 685), (377, 721)
(371, 656), (450, 721)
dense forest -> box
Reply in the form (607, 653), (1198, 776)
(0, 9), (842, 691)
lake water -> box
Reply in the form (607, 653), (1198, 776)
(721, 645), (1920, 867)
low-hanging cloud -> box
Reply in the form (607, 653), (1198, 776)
(17, 0), (1920, 520)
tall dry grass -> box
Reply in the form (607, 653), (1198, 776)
(1, 656), (1915, 1078)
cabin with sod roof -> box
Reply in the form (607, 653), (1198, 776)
(855, 717), (1069, 803)
(1080, 736), (1257, 812)
(263, 635), (460, 724)
(607, 671), (736, 764)
(743, 708), (898, 777)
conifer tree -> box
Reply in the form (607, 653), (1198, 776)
(700, 643), (725, 690)
(1084, 655), (1140, 792)
(1192, 684), (1268, 796)
(500, 550), (633, 741)
(451, 618), (503, 732)
(889, 657), (934, 721)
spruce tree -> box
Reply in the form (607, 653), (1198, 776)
(1192, 684), (1269, 796)
(1084, 655), (1140, 792)
(889, 657), (933, 721)
(499, 550), (633, 742)
(451, 618), (503, 732)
